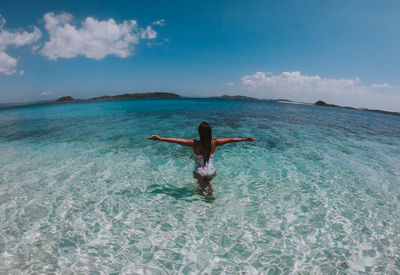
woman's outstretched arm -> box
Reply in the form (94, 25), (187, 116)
(215, 137), (256, 146)
(147, 135), (195, 148)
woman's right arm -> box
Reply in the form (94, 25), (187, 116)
(215, 137), (256, 146)
(147, 135), (195, 148)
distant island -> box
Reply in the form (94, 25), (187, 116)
(277, 99), (400, 117)
(55, 93), (257, 103)
(315, 100), (354, 108)
(211, 95), (258, 100)
(314, 100), (400, 116)
(90, 92), (180, 100)
(55, 92), (181, 103)
(56, 96), (75, 102)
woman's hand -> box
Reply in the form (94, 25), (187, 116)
(147, 135), (162, 141)
(244, 137), (257, 141)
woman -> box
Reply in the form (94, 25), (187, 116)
(147, 122), (256, 194)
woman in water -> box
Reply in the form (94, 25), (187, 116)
(147, 122), (256, 194)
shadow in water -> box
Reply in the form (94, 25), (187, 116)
(148, 184), (215, 202)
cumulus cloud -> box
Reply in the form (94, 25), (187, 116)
(41, 13), (158, 60)
(240, 71), (400, 112)
(0, 14), (41, 75)
(141, 25), (157, 39)
(226, 82), (235, 87)
(0, 51), (17, 75)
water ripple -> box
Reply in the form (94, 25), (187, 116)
(0, 99), (399, 273)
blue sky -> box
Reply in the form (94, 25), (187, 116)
(1, 0), (400, 111)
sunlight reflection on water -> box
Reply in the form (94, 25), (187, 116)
(0, 99), (399, 273)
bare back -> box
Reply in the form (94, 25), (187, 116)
(192, 139), (217, 155)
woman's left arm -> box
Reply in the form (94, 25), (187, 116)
(147, 135), (195, 148)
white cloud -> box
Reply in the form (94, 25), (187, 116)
(32, 45), (40, 52)
(226, 82), (235, 87)
(152, 19), (165, 26)
(0, 51), (17, 75)
(40, 90), (53, 96)
(141, 25), (157, 39)
(41, 13), (158, 60)
(0, 14), (42, 75)
(240, 71), (400, 112)
(370, 83), (389, 89)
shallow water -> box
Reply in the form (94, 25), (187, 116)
(0, 98), (399, 273)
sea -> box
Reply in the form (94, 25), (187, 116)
(0, 98), (399, 274)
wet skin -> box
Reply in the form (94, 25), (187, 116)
(147, 135), (256, 196)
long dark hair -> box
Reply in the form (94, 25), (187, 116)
(198, 121), (212, 163)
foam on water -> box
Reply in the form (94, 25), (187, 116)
(0, 99), (399, 273)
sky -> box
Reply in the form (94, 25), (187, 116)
(0, 0), (400, 111)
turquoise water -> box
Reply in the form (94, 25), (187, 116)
(0, 98), (399, 273)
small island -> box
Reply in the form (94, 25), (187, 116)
(56, 96), (75, 102)
(55, 92), (181, 103)
(275, 99), (399, 116)
(211, 95), (258, 100)
(314, 100), (399, 116)
(90, 92), (180, 101)
(315, 100), (337, 107)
